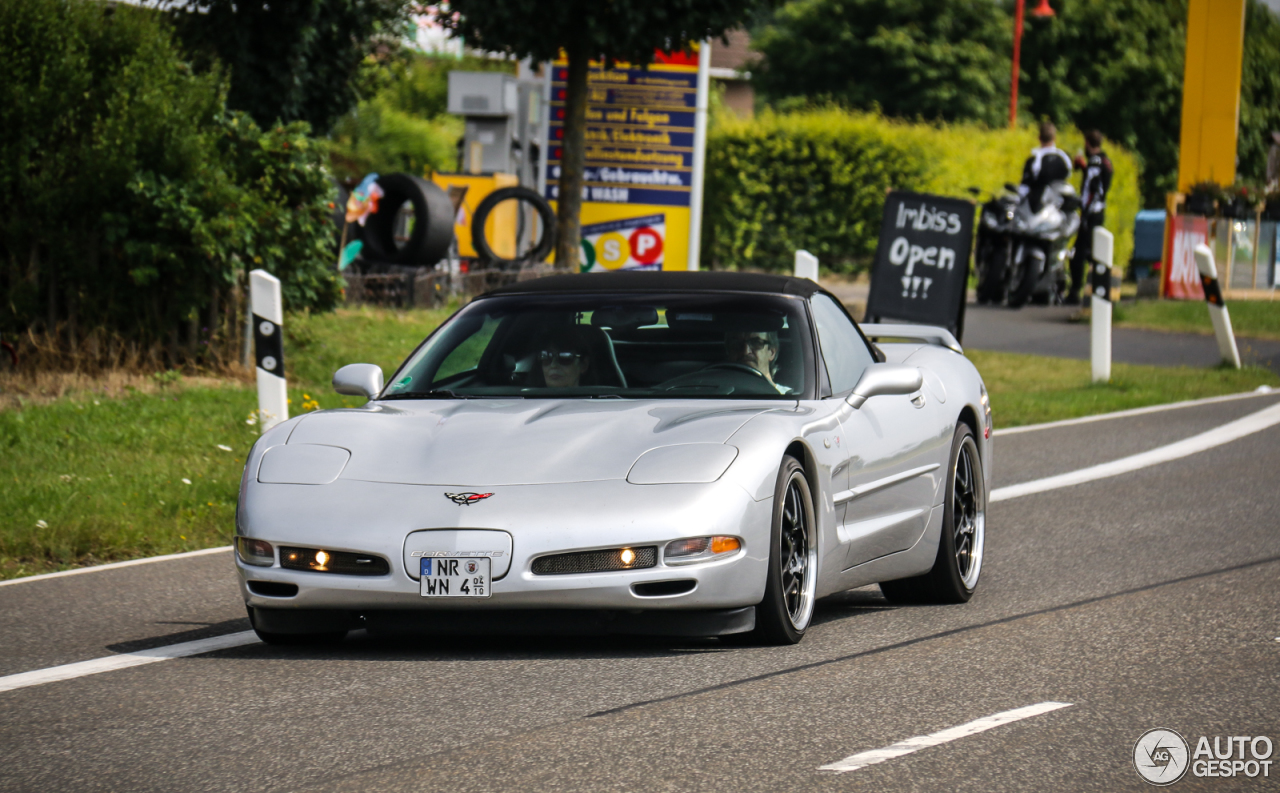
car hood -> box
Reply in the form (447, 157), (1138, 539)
(281, 399), (780, 486)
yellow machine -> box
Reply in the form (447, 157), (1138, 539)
(430, 172), (519, 259)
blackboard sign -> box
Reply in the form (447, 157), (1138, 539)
(865, 191), (974, 339)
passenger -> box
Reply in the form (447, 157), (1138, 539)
(536, 326), (592, 388)
(724, 330), (792, 394)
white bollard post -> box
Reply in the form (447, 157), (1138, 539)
(250, 269), (289, 431)
(794, 249), (819, 282)
(1090, 227), (1114, 383)
(1193, 244), (1242, 368)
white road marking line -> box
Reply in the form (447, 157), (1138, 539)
(991, 401), (1280, 502)
(819, 701), (1074, 773)
(994, 386), (1275, 436)
(0, 546), (232, 588)
(0, 631), (260, 694)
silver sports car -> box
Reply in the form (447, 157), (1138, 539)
(235, 272), (992, 645)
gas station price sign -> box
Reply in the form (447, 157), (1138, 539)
(546, 50), (699, 271)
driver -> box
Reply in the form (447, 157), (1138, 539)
(724, 331), (792, 394)
(536, 326), (591, 388)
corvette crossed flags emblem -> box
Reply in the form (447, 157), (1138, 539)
(444, 492), (494, 506)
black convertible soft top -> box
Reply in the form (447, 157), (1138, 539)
(483, 271), (826, 298)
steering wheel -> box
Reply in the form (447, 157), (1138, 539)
(702, 362), (771, 381)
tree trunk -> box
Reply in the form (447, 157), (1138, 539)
(554, 41), (590, 272)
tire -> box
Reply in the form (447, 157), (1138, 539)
(880, 423), (985, 605)
(1006, 245), (1041, 309)
(248, 606), (348, 646)
(360, 173), (454, 266)
(733, 455), (817, 645)
(471, 186), (557, 269)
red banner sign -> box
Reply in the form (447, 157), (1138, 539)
(1163, 215), (1209, 300)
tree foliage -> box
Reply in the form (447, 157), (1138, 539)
(1018, 0), (1187, 206)
(756, 0), (1280, 207)
(167, 0), (411, 135)
(327, 53), (510, 182)
(752, 0), (1012, 127)
(0, 0), (339, 363)
(441, 0), (768, 268)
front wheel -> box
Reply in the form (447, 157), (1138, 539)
(880, 423), (985, 604)
(737, 455), (817, 645)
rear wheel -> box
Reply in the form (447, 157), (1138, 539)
(880, 423), (985, 604)
(1006, 245), (1040, 308)
(734, 456), (817, 645)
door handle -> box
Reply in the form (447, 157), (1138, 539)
(910, 393), (926, 409)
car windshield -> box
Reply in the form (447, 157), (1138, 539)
(381, 292), (814, 400)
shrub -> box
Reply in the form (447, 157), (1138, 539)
(0, 0), (340, 366)
(703, 109), (1140, 274)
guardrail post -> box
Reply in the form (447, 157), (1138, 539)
(1193, 243), (1242, 368)
(250, 269), (289, 430)
(1090, 227), (1114, 383)
(794, 249), (819, 282)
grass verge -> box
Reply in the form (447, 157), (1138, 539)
(3, 307), (1279, 580)
(1114, 299), (1280, 340)
(971, 350), (1280, 428)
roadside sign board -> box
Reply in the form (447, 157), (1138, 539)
(865, 191), (974, 336)
(546, 50), (700, 271)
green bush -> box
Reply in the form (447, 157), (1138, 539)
(703, 109), (1140, 274)
(0, 0), (340, 360)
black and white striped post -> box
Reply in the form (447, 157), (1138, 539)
(1090, 226), (1114, 383)
(1193, 243), (1242, 368)
(250, 269), (289, 430)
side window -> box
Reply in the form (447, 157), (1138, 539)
(809, 294), (875, 395)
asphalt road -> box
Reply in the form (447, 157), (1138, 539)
(3, 392), (1280, 792)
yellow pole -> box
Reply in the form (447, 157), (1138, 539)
(1177, 0), (1247, 192)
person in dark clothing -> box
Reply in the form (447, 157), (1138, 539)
(1067, 129), (1114, 304)
(1020, 121), (1073, 213)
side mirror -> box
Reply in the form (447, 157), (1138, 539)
(333, 363), (384, 399)
(846, 364), (923, 409)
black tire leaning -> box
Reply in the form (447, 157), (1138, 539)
(247, 606), (348, 646)
(737, 455), (817, 645)
(880, 423), (985, 605)
(471, 186), (557, 269)
(360, 173), (454, 266)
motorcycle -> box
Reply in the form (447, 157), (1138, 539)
(972, 181), (1081, 308)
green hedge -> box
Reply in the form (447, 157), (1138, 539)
(703, 109), (1140, 274)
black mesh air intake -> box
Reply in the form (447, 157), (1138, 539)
(279, 547), (390, 576)
(531, 546), (657, 575)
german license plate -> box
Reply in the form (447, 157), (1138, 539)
(420, 557), (490, 598)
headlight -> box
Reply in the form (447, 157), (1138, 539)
(236, 537), (274, 567)
(664, 535), (742, 565)
(627, 444), (738, 485)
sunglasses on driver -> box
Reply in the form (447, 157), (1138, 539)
(539, 350), (584, 365)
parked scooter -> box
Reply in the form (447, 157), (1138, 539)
(971, 181), (1081, 308)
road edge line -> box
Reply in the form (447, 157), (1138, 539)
(818, 701), (1074, 773)
(0, 546), (232, 588)
(992, 401), (1280, 502)
(993, 387), (1275, 436)
(0, 630), (260, 694)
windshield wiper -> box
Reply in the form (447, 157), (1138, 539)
(379, 389), (463, 400)
(379, 389), (526, 400)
